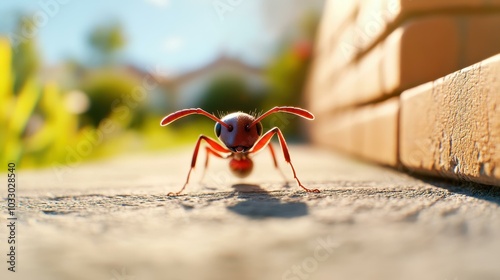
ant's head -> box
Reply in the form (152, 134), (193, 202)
(215, 112), (263, 153)
(160, 107), (314, 153)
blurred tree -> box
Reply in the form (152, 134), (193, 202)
(88, 22), (126, 65)
(80, 70), (143, 128)
(11, 17), (40, 93)
(198, 75), (265, 119)
(262, 11), (319, 138)
(84, 21), (149, 129)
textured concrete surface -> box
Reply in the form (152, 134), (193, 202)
(2, 146), (500, 280)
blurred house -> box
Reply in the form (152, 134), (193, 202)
(39, 54), (267, 116)
(165, 54), (267, 109)
(128, 55), (267, 113)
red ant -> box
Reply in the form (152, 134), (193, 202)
(160, 106), (320, 195)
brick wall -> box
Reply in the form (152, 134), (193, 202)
(307, 0), (500, 186)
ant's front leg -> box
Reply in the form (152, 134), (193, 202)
(168, 135), (231, 196)
(250, 127), (320, 193)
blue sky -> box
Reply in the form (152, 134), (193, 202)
(0, 0), (323, 75)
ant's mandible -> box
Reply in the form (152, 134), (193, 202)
(160, 106), (320, 195)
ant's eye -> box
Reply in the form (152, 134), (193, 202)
(245, 124), (250, 131)
(256, 122), (263, 135)
(228, 125), (233, 132)
(215, 123), (221, 137)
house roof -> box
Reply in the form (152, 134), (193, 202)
(171, 54), (263, 86)
(119, 55), (263, 89)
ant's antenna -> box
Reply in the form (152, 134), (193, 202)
(249, 106), (314, 128)
(160, 108), (230, 128)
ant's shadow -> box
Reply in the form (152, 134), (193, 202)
(227, 184), (308, 219)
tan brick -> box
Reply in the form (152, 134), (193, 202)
(399, 0), (496, 13)
(329, 44), (384, 112)
(310, 65), (357, 115)
(310, 0), (500, 106)
(310, 44), (386, 116)
(382, 16), (461, 94)
(392, 15), (500, 93)
(351, 0), (400, 55)
(315, 0), (359, 56)
(351, 0), (500, 56)
(310, 113), (360, 164)
(362, 98), (399, 166)
(312, 98), (399, 166)
(400, 54), (500, 186)
(311, 16), (462, 115)
(462, 15), (500, 66)
(309, 15), (500, 115)
(326, 0), (500, 73)
(354, 43), (385, 105)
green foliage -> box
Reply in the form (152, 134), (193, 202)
(11, 17), (40, 93)
(198, 75), (265, 117)
(80, 69), (142, 127)
(0, 37), (200, 170)
(261, 45), (311, 137)
(88, 22), (126, 65)
(265, 48), (309, 107)
(1, 37), (39, 166)
(0, 38), (82, 168)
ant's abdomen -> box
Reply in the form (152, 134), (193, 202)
(229, 158), (253, 178)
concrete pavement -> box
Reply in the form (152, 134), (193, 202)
(2, 146), (500, 280)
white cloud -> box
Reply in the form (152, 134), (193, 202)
(145, 0), (170, 8)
